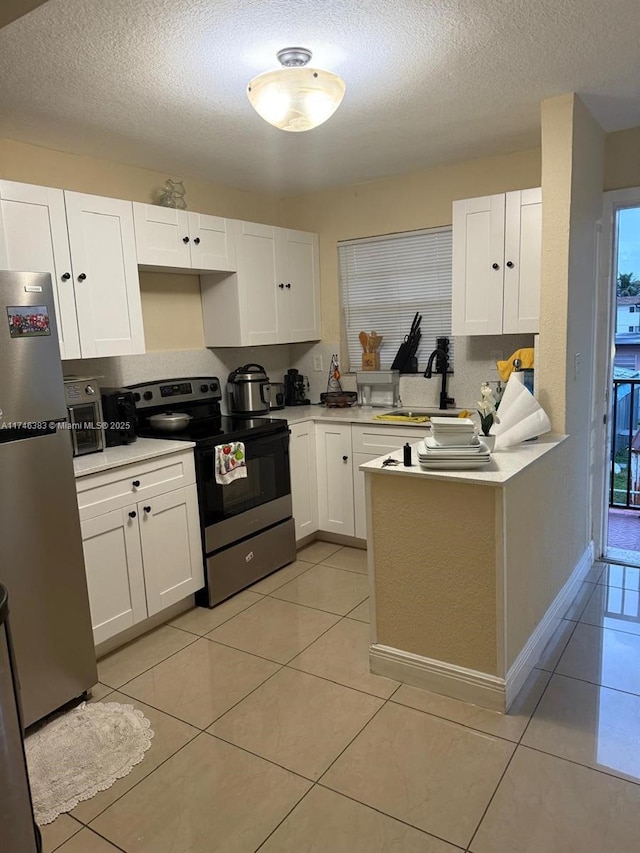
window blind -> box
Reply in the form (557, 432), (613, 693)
(339, 226), (453, 371)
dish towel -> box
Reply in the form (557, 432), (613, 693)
(496, 347), (535, 383)
(215, 442), (247, 485)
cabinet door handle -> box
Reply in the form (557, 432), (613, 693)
(506, 261), (514, 268)
(342, 455), (349, 462)
(78, 272), (87, 281)
(193, 237), (200, 245)
(128, 511), (137, 519)
(143, 505), (152, 514)
(285, 282), (291, 289)
(61, 272), (71, 281)
(278, 283), (285, 289)
(132, 480), (140, 487)
(183, 236), (190, 244)
(492, 263), (499, 270)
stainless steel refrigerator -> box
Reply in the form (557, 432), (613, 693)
(0, 271), (97, 727)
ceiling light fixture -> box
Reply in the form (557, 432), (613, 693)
(247, 47), (346, 132)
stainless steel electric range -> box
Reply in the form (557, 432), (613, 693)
(129, 377), (296, 606)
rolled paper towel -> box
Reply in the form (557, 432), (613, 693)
(490, 373), (551, 448)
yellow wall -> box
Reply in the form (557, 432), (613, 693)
(604, 127), (640, 191)
(0, 138), (279, 219)
(536, 95), (574, 429)
(139, 272), (205, 351)
(0, 0), (47, 28)
(279, 148), (541, 341)
(537, 93), (604, 584)
(371, 475), (498, 674)
(0, 137), (280, 350)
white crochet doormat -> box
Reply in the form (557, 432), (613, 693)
(25, 701), (154, 825)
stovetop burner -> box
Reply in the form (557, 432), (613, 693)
(137, 414), (287, 445)
(128, 376), (288, 447)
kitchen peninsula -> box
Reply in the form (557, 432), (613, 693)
(361, 434), (588, 712)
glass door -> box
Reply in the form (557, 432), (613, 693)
(606, 202), (640, 564)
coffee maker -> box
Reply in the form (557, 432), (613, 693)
(284, 369), (310, 406)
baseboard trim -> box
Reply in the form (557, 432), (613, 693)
(505, 540), (594, 707)
(316, 531), (367, 550)
(369, 644), (506, 712)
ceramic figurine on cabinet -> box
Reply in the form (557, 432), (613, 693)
(157, 178), (187, 209)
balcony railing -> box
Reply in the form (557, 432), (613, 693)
(610, 378), (640, 508)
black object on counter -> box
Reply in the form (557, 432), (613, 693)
(403, 442), (412, 466)
(423, 336), (455, 410)
(391, 312), (422, 373)
(284, 368), (311, 406)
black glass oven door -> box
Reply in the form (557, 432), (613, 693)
(196, 430), (290, 527)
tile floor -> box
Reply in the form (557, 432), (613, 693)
(40, 547), (640, 852)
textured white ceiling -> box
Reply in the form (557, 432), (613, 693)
(0, 0), (639, 194)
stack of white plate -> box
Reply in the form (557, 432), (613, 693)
(419, 417), (491, 469)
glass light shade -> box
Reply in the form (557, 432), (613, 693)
(247, 66), (346, 132)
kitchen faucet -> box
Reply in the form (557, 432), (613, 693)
(423, 336), (455, 410)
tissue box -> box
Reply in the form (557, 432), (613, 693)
(361, 353), (380, 370)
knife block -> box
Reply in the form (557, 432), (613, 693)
(361, 353), (380, 370)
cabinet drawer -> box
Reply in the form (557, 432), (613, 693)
(76, 450), (196, 520)
(351, 425), (424, 455)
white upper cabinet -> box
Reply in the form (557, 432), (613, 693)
(502, 189), (542, 334)
(276, 228), (321, 343)
(201, 220), (321, 347)
(65, 192), (145, 358)
(133, 203), (235, 272)
(452, 187), (541, 336)
(0, 181), (145, 359)
(0, 180), (81, 359)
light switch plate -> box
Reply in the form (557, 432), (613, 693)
(313, 354), (323, 372)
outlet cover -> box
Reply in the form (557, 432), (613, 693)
(313, 354), (324, 372)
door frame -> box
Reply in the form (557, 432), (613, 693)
(592, 187), (640, 558)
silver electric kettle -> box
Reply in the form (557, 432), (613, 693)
(227, 364), (272, 415)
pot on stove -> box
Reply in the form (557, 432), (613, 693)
(148, 412), (192, 432)
(227, 364), (271, 415)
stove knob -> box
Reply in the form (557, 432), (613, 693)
(200, 384), (208, 393)
(85, 384), (95, 395)
(209, 382), (218, 392)
(133, 392), (141, 402)
(143, 391), (153, 401)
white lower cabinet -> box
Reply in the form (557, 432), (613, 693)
(289, 421), (318, 541)
(292, 419), (423, 542)
(139, 486), (203, 616)
(76, 450), (203, 645)
(80, 507), (147, 645)
(315, 423), (355, 537)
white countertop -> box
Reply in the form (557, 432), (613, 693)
(360, 433), (567, 485)
(266, 405), (470, 428)
(73, 437), (195, 477)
